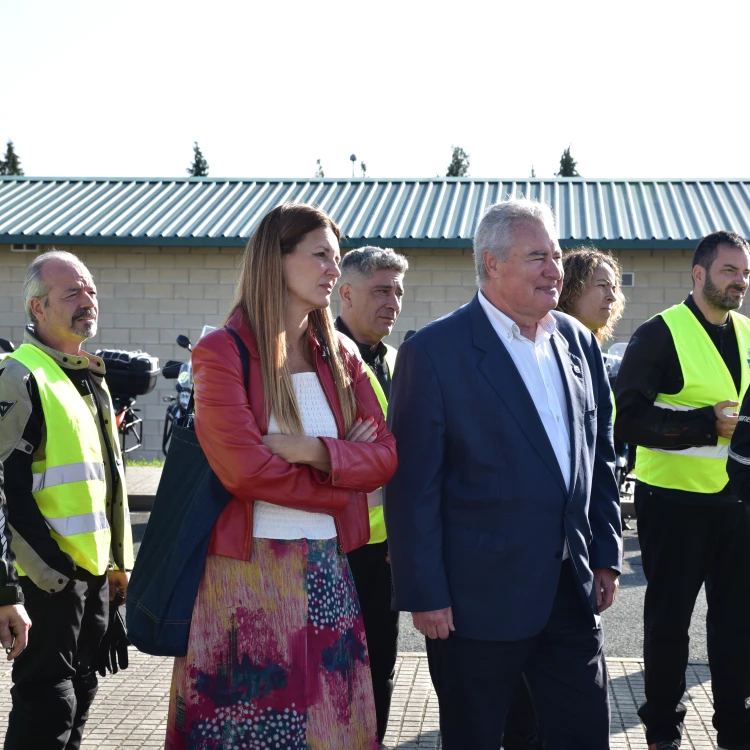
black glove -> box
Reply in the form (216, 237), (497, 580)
(97, 593), (130, 677)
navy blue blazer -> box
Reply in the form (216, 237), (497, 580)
(385, 293), (622, 642)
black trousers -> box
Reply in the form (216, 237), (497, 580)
(503, 679), (543, 750)
(4, 574), (109, 750)
(635, 485), (750, 749)
(347, 540), (399, 744)
(425, 561), (609, 750)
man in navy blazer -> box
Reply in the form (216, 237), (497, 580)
(385, 199), (622, 749)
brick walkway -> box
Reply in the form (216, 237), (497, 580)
(0, 652), (719, 748)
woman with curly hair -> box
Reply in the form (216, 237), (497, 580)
(557, 247), (625, 344)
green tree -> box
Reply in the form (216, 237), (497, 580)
(556, 146), (579, 177)
(446, 146), (470, 177)
(187, 142), (209, 177)
(315, 159), (325, 177)
(0, 140), (24, 175)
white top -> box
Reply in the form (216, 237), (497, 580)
(478, 290), (572, 490)
(253, 373), (338, 540)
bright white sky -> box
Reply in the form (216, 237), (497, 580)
(3, 0), (749, 181)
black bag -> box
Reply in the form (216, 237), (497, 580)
(97, 348), (161, 397)
(125, 329), (249, 656)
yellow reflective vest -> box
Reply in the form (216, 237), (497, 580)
(363, 343), (397, 545)
(636, 303), (750, 494)
(9, 343), (133, 576)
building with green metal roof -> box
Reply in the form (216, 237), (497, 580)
(2, 175), (749, 458)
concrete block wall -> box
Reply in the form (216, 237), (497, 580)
(2, 244), (748, 460)
(0, 245), (242, 463)
(610, 248), (750, 346)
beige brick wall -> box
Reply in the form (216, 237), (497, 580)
(2, 244), (747, 460)
(610, 248), (750, 344)
(0, 245), (243, 463)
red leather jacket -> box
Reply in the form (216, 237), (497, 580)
(192, 309), (398, 557)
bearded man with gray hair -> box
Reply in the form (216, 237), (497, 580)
(0, 250), (133, 749)
(335, 245), (408, 748)
(385, 199), (622, 749)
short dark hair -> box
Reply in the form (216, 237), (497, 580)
(692, 231), (750, 270)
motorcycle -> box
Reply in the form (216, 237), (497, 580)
(96, 348), (161, 466)
(162, 326), (217, 455)
(162, 334), (194, 455)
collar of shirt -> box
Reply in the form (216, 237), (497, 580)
(684, 293), (734, 335)
(334, 316), (387, 368)
(24, 326), (106, 374)
(477, 290), (557, 345)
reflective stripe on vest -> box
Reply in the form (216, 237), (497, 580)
(8, 344), (112, 575)
(646, 402), (728, 459)
(45, 510), (109, 537)
(636, 304), (750, 493)
(363, 343), (397, 544)
(32, 461), (105, 492)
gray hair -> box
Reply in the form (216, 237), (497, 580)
(23, 249), (86, 323)
(340, 246), (409, 284)
(473, 199), (558, 285)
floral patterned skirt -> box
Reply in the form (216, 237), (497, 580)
(165, 538), (378, 750)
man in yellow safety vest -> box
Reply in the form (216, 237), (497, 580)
(615, 231), (750, 750)
(335, 245), (408, 749)
(0, 249), (133, 749)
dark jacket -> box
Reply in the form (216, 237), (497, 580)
(385, 294), (622, 642)
(193, 309), (398, 558)
(0, 461), (22, 604)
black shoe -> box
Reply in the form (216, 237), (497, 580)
(648, 742), (680, 750)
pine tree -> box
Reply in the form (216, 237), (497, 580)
(315, 159), (325, 178)
(446, 146), (470, 177)
(0, 140), (24, 175)
(360, 161), (367, 177)
(187, 142), (209, 177)
(556, 147), (579, 177)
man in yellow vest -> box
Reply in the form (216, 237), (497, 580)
(615, 230), (750, 750)
(0, 250), (133, 749)
(335, 245), (408, 749)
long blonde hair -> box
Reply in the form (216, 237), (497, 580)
(230, 202), (356, 434)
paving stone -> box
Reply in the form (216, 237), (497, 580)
(0, 651), (723, 748)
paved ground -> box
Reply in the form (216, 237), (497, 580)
(0, 653), (721, 748)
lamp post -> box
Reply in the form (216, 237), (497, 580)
(350, 154), (356, 178)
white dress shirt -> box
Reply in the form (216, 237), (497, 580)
(478, 290), (572, 491)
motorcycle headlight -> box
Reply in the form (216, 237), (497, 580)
(178, 391), (191, 409)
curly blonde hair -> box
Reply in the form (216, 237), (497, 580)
(558, 247), (625, 344)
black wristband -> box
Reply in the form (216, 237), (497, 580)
(0, 585), (25, 606)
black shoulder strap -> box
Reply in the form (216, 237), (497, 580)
(225, 327), (250, 391)
(185, 327), (250, 421)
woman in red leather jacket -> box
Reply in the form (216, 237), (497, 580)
(165, 203), (398, 750)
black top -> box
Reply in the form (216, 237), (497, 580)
(615, 294), (741, 503)
(335, 317), (392, 400)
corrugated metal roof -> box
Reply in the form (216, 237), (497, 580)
(2, 177), (750, 249)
